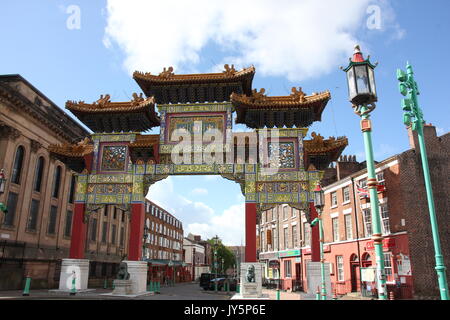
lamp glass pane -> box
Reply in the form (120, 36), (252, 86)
(355, 65), (370, 94)
(346, 67), (357, 100)
(368, 67), (377, 97)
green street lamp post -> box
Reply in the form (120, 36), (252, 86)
(397, 63), (449, 300)
(342, 45), (387, 300)
(311, 183), (327, 300)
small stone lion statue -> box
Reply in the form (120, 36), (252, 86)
(246, 265), (256, 283)
(116, 262), (130, 280)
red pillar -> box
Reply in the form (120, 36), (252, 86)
(69, 203), (87, 259)
(309, 202), (320, 262)
(128, 202), (145, 261)
(245, 202), (257, 262)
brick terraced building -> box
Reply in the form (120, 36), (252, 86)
(258, 125), (449, 299)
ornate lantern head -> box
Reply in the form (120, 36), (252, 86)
(313, 183), (325, 211)
(343, 45), (378, 107)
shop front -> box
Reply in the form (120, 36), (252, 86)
(279, 249), (303, 291)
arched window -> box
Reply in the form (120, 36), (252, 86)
(52, 166), (62, 198)
(11, 146), (25, 184)
(362, 253), (372, 267)
(33, 156), (45, 192)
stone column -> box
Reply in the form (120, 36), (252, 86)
(128, 202), (145, 261)
(245, 202), (257, 262)
(69, 203), (87, 259)
(58, 259), (90, 291)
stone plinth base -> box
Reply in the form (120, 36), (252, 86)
(58, 259), (90, 291)
(112, 279), (132, 295)
(240, 262), (264, 299)
(123, 260), (148, 295)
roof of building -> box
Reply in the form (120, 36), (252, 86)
(0, 74), (89, 143)
(133, 65), (255, 104)
(66, 94), (160, 132)
(231, 87), (331, 128)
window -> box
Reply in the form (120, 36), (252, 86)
(101, 221), (108, 243)
(331, 192), (338, 207)
(377, 171), (385, 185)
(284, 260), (292, 278)
(292, 225), (298, 247)
(304, 222), (311, 246)
(284, 227), (289, 249)
(343, 186), (350, 203)
(384, 253), (393, 281)
(332, 217), (339, 242)
(283, 206), (288, 220)
(261, 231), (265, 252)
(261, 211), (265, 224)
(68, 175), (76, 203)
(27, 199), (40, 231)
(64, 210), (73, 237)
(363, 208), (372, 237)
(113, 207), (117, 220)
(273, 228), (278, 251)
(47, 205), (58, 234)
(11, 146), (25, 184)
(90, 218), (98, 241)
(33, 157), (45, 192)
(111, 225), (117, 244)
(359, 179), (367, 188)
(336, 256), (344, 281)
(4, 192), (19, 226)
(380, 204), (390, 235)
(344, 214), (353, 240)
(51, 166), (62, 198)
(121, 211), (125, 222)
(292, 208), (297, 218)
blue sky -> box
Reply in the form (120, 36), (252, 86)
(2, 1), (449, 245)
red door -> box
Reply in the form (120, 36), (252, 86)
(350, 263), (360, 292)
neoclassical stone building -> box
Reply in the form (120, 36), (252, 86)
(0, 74), (131, 289)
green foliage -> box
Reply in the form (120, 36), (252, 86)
(207, 237), (236, 275)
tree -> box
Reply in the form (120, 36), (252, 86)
(207, 237), (235, 275)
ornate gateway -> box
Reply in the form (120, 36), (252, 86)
(49, 65), (347, 262)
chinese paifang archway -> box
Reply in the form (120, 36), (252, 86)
(50, 65), (348, 269)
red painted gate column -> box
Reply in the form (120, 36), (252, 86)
(128, 202), (145, 261)
(69, 203), (87, 259)
(309, 202), (320, 262)
(245, 202), (257, 262)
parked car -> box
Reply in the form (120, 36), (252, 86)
(199, 273), (215, 290)
(206, 277), (238, 291)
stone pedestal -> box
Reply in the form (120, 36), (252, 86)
(58, 259), (90, 291)
(231, 262), (269, 300)
(123, 260), (148, 295)
(306, 261), (331, 299)
(112, 280), (133, 295)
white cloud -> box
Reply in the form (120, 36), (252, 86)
(102, 0), (397, 82)
(146, 176), (245, 245)
(191, 188), (208, 196)
(186, 203), (245, 246)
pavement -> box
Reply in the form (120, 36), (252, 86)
(0, 282), (373, 300)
